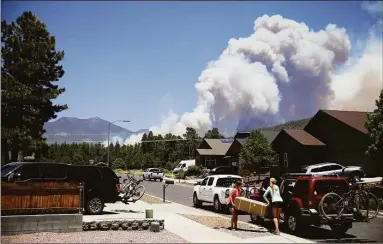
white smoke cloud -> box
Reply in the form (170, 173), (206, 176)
(113, 13), (382, 145)
(361, 1), (383, 16)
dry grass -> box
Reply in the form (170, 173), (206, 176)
(140, 194), (170, 204)
(179, 214), (270, 239)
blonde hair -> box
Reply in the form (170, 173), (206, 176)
(270, 178), (277, 193)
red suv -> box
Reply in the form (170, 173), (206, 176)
(251, 175), (354, 235)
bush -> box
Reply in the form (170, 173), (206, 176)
(114, 168), (127, 174)
(186, 165), (202, 176)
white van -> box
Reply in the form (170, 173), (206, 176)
(173, 159), (195, 176)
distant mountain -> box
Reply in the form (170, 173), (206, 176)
(259, 118), (311, 131)
(44, 117), (146, 144)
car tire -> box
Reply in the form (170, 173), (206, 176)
(193, 192), (202, 208)
(330, 224), (350, 236)
(285, 211), (302, 234)
(85, 196), (104, 215)
(250, 214), (264, 225)
(160, 178), (163, 182)
(213, 195), (222, 212)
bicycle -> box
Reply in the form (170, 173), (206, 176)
(319, 178), (379, 222)
(121, 175), (146, 203)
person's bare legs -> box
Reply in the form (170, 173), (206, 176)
(230, 208), (235, 229)
(272, 207), (279, 233)
(234, 212), (238, 229)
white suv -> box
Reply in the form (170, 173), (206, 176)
(192, 174), (242, 212)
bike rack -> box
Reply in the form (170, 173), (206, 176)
(163, 179), (174, 203)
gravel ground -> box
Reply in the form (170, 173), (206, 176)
(180, 214), (271, 239)
(1, 230), (189, 243)
(140, 194), (170, 204)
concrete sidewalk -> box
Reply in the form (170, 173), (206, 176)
(93, 194), (313, 243)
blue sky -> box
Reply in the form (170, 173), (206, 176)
(1, 1), (379, 131)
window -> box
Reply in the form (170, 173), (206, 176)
(216, 177), (242, 187)
(182, 163), (186, 168)
(204, 156), (216, 168)
(19, 164), (41, 180)
(283, 153), (288, 167)
(151, 169), (160, 173)
(327, 165), (343, 171)
(1, 164), (20, 178)
(207, 177), (214, 186)
(201, 177), (208, 186)
(41, 164), (67, 179)
(314, 180), (348, 195)
(293, 180), (309, 196)
(274, 154), (279, 162)
(311, 166), (323, 173)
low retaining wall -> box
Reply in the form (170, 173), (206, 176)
(1, 214), (83, 236)
(82, 219), (165, 231)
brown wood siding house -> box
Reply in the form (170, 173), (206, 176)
(195, 139), (233, 169)
(271, 129), (331, 174)
(304, 110), (383, 177)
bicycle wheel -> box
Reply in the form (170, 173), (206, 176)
(356, 192), (380, 222)
(320, 192), (344, 220)
(131, 185), (145, 201)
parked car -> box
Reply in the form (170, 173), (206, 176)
(1, 162), (121, 215)
(299, 162), (365, 179)
(143, 168), (164, 181)
(173, 159), (195, 177)
(209, 166), (239, 175)
(192, 174), (243, 212)
(250, 175), (353, 235)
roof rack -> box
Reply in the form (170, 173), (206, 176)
(282, 173), (345, 179)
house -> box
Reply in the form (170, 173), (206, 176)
(195, 139), (233, 169)
(303, 110), (382, 176)
(226, 130), (280, 176)
(271, 129), (331, 174)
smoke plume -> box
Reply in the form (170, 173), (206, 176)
(118, 13), (382, 145)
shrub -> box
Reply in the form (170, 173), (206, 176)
(186, 165), (202, 176)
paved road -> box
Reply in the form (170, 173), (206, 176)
(138, 178), (383, 243)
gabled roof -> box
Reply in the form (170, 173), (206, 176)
(320, 110), (368, 134)
(284, 129), (326, 146)
(233, 130), (279, 145)
(196, 139), (233, 156)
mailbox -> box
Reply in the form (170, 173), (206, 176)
(164, 179), (175, 185)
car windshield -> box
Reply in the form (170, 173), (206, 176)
(1, 164), (20, 177)
(216, 177), (242, 187)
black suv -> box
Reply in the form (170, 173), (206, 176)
(1, 162), (120, 215)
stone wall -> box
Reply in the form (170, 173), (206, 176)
(1, 214), (82, 236)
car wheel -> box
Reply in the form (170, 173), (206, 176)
(250, 214), (264, 225)
(330, 224), (350, 236)
(85, 196), (104, 215)
(286, 212), (302, 233)
(193, 192), (202, 208)
(160, 178), (163, 182)
(213, 196), (222, 212)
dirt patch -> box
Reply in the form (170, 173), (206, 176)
(179, 214), (271, 239)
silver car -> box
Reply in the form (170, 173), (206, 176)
(301, 162), (365, 179)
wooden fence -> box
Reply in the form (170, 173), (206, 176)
(1, 181), (83, 216)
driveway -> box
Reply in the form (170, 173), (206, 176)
(134, 177), (383, 243)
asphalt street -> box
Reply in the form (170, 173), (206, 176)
(136, 178), (383, 243)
